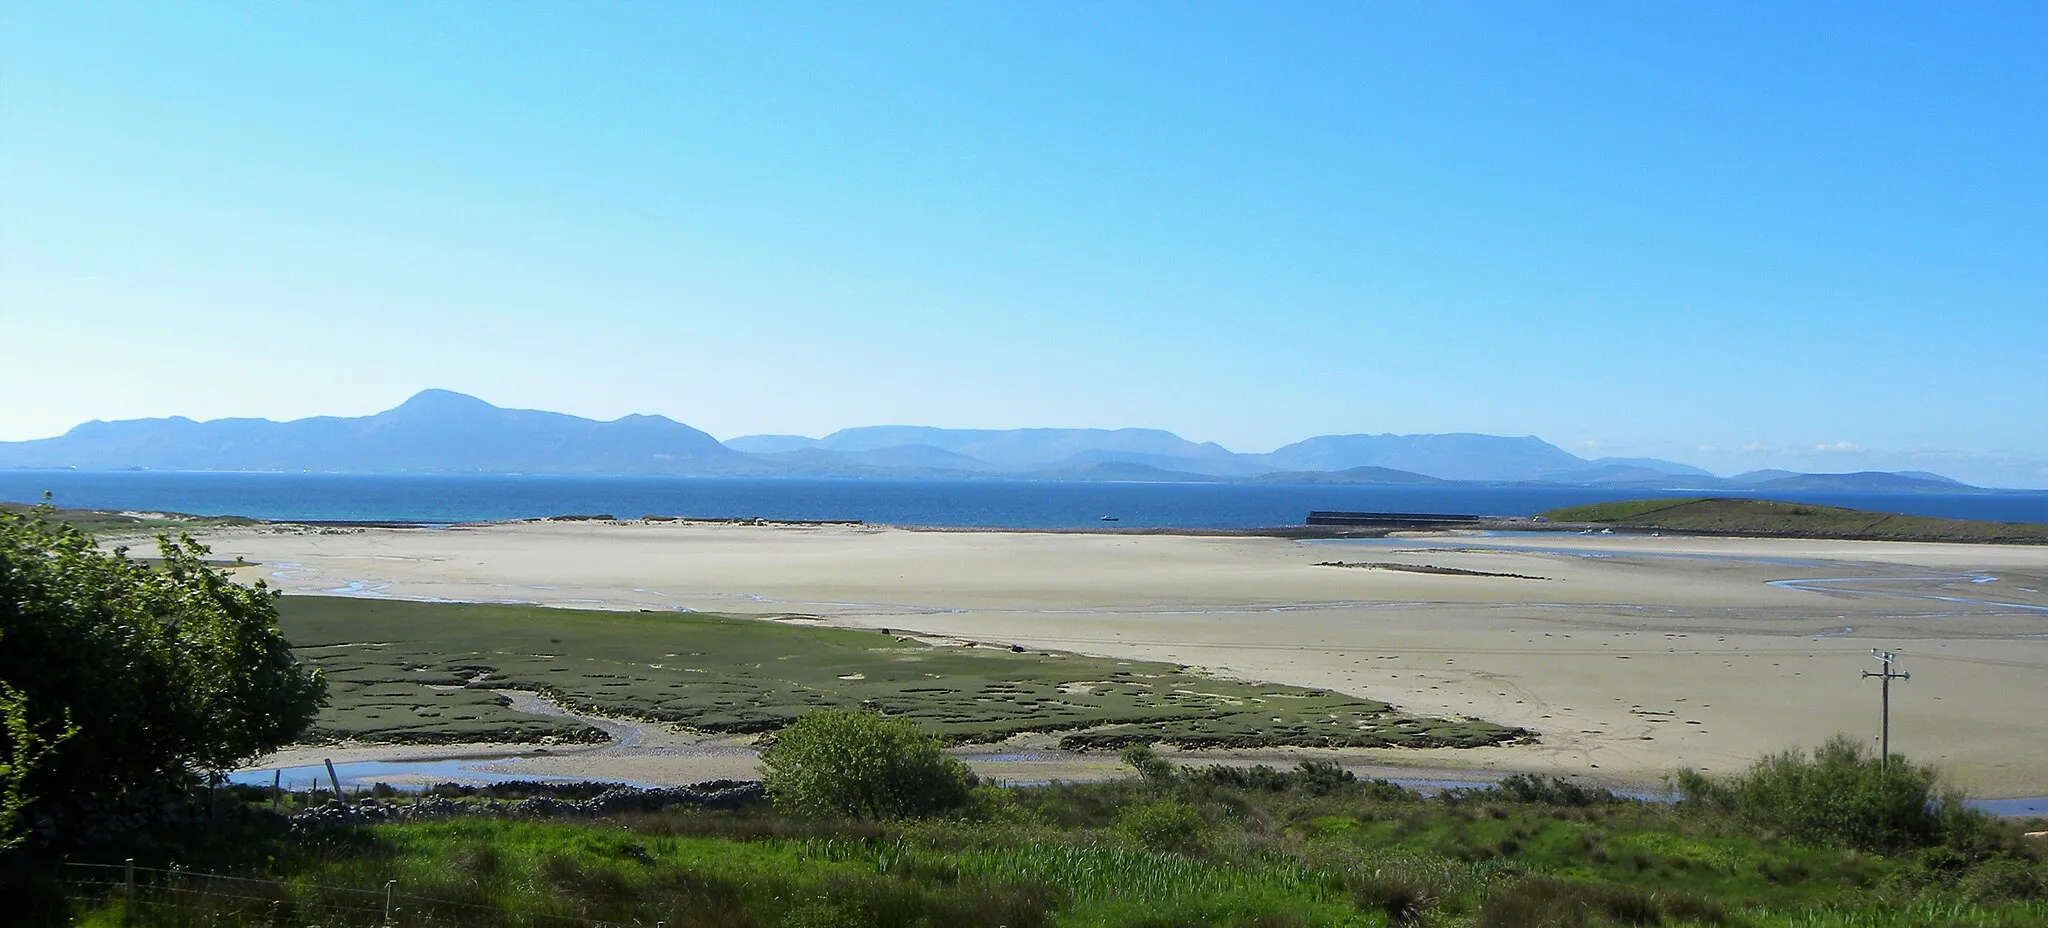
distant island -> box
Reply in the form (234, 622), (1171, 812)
(0, 389), (2009, 493)
(1542, 497), (2048, 543)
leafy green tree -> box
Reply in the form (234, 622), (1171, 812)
(761, 709), (973, 819)
(1120, 743), (1176, 788)
(0, 504), (325, 847)
(0, 678), (76, 851)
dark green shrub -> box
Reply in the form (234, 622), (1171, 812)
(1655, 889), (1729, 925)
(1293, 759), (1357, 796)
(1121, 743), (1176, 787)
(1685, 735), (2013, 855)
(1495, 774), (1620, 807)
(1182, 759), (1372, 797)
(1116, 798), (1208, 854)
(1757, 855), (1813, 884)
(1710, 735), (1951, 852)
(1672, 768), (1732, 811)
(1479, 876), (1664, 928)
(1598, 884), (1661, 925)
(1960, 857), (2048, 904)
(1348, 870), (1439, 925)
(1478, 876), (1593, 928)
(1192, 763), (1294, 791)
(1005, 780), (1134, 829)
(1358, 778), (1422, 802)
(761, 710), (974, 819)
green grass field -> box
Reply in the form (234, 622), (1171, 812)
(47, 771), (2048, 928)
(1540, 498), (2048, 543)
(280, 596), (1525, 750)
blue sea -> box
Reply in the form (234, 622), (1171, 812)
(5, 470), (2046, 528)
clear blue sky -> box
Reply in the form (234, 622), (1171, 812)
(4, 2), (2045, 485)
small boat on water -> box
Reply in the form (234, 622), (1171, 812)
(1099, 515), (1120, 522)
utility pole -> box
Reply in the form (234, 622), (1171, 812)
(1862, 649), (1909, 771)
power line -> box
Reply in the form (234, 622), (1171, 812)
(1861, 649), (1910, 771)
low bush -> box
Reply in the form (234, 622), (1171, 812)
(1478, 875), (1661, 927)
(1307, 845), (1472, 926)
(1117, 799), (1209, 854)
(1293, 760), (1359, 796)
(1493, 774), (1622, 807)
(762, 710), (975, 820)
(1193, 764), (1298, 792)
(1183, 760), (1413, 800)
(1961, 857), (2048, 905)
(1680, 734), (1980, 853)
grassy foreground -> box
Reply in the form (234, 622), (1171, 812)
(1540, 498), (2048, 543)
(41, 762), (2048, 928)
(280, 596), (1524, 750)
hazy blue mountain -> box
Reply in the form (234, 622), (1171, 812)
(1252, 466), (1453, 485)
(1894, 471), (1968, 487)
(734, 447), (987, 479)
(1587, 457), (1716, 477)
(1258, 433), (1589, 481)
(1035, 448), (1268, 477)
(0, 391), (1985, 490)
(1745, 471), (1982, 493)
(729, 426), (1723, 483)
(842, 445), (997, 471)
(739, 448), (886, 477)
(723, 434), (821, 454)
(727, 425), (1257, 474)
(729, 436), (1253, 477)
(0, 390), (752, 475)
(1534, 464), (1718, 486)
(1014, 461), (1223, 482)
(810, 425), (1245, 471)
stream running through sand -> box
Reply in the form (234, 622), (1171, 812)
(227, 691), (2048, 816)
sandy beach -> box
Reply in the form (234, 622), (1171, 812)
(197, 520), (2048, 797)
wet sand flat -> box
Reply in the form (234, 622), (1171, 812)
(202, 521), (2048, 797)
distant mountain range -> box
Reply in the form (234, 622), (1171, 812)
(0, 390), (2000, 493)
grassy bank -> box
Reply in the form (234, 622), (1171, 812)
(38, 761), (2048, 928)
(1539, 498), (2048, 543)
(0, 501), (261, 536)
(279, 596), (1524, 750)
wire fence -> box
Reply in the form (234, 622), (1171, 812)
(60, 861), (652, 927)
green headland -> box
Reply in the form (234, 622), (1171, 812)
(1540, 498), (2048, 544)
(0, 501), (260, 536)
